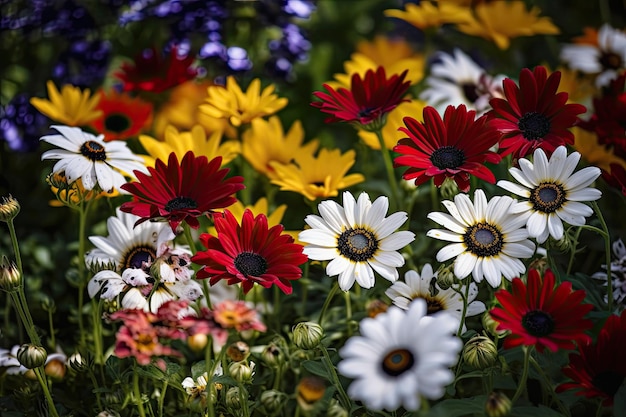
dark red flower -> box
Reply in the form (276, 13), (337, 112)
(602, 163), (626, 196)
(191, 209), (308, 295)
(120, 151), (245, 232)
(90, 90), (153, 141)
(490, 269), (593, 353)
(115, 45), (198, 93)
(488, 66), (587, 159)
(393, 104), (502, 192)
(557, 310), (626, 406)
(311, 66), (410, 129)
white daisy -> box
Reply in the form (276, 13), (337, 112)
(338, 299), (462, 411)
(298, 191), (415, 291)
(40, 125), (147, 193)
(419, 49), (505, 116)
(85, 208), (175, 271)
(497, 146), (602, 244)
(592, 238), (626, 306)
(427, 189), (536, 287)
(385, 263), (486, 332)
(560, 24), (626, 87)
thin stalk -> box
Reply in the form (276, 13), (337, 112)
(9, 292), (40, 344)
(456, 281), (470, 338)
(34, 367), (60, 417)
(158, 379), (168, 417)
(133, 364), (147, 417)
(6, 219), (23, 273)
(344, 290), (352, 337)
(319, 344), (352, 411)
(511, 346), (532, 404)
(593, 201), (613, 311)
(374, 129), (400, 212)
(529, 356), (570, 417)
(87, 369), (103, 410)
(317, 281), (340, 326)
(566, 226), (583, 275)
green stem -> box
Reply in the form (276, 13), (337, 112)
(133, 364), (147, 417)
(182, 223), (198, 255)
(76, 199), (93, 345)
(529, 356), (570, 417)
(566, 226), (583, 275)
(158, 379), (168, 417)
(344, 290), (352, 337)
(88, 369), (103, 410)
(511, 346), (532, 404)
(6, 219), (23, 274)
(374, 129), (400, 212)
(592, 201), (612, 311)
(9, 292), (40, 345)
(91, 298), (104, 364)
(47, 307), (55, 348)
(456, 281), (470, 338)
(317, 281), (340, 326)
(319, 344), (352, 411)
(34, 367), (60, 417)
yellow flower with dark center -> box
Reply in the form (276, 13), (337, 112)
(30, 81), (102, 126)
(573, 127), (626, 173)
(358, 98), (427, 150)
(138, 125), (240, 168)
(200, 77), (288, 128)
(332, 36), (425, 87)
(242, 116), (319, 180)
(384, 0), (473, 30)
(270, 148), (364, 201)
(455, 1), (559, 50)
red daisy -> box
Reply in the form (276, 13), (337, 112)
(393, 104), (502, 192)
(120, 151), (245, 232)
(557, 310), (626, 406)
(90, 90), (153, 141)
(191, 209), (308, 295)
(490, 268), (593, 353)
(488, 66), (587, 159)
(311, 66), (410, 130)
(115, 45), (198, 93)
(602, 163), (626, 197)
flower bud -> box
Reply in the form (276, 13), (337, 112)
(0, 195), (20, 222)
(41, 296), (57, 313)
(296, 376), (326, 411)
(485, 391), (512, 417)
(292, 321), (324, 350)
(96, 410), (121, 417)
(225, 387), (241, 409)
(260, 389), (287, 414)
(436, 264), (458, 290)
(226, 341), (250, 362)
(327, 400), (349, 417)
(228, 360), (255, 383)
(44, 356), (67, 381)
(262, 342), (285, 366)
(483, 312), (509, 339)
(0, 256), (21, 292)
(17, 344), (47, 369)
(366, 299), (388, 318)
(68, 352), (88, 373)
(463, 335), (498, 369)
(440, 177), (460, 200)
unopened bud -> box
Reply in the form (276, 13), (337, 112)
(260, 389), (287, 414)
(225, 387), (241, 409)
(440, 178), (460, 200)
(0, 256), (21, 292)
(262, 342), (284, 366)
(0, 195), (20, 222)
(483, 312), (509, 339)
(292, 321), (324, 350)
(485, 391), (512, 417)
(41, 296), (56, 313)
(96, 410), (121, 417)
(228, 361), (255, 383)
(17, 344), (47, 369)
(68, 352), (88, 373)
(296, 376), (326, 411)
(44, 355), (66, 381)
(436, 264), (458, 290)
(463, 335), (498, 369)
(366, 299), (388, 318)
(226, 341), (250, 362)
(327, 400), (349, 417)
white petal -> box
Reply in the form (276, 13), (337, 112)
(436, 243), (466, 261)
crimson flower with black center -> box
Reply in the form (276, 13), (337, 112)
(488, 66), (586, 160)
(557, 310), (626, 406)
(311, 66), (410, 130)
(191, 209), (308, 295)
(490, 268), (593, 353)
(393, 104), (502, 192)
(120, 151), (244, 232)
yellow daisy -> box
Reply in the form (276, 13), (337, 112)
(384, 0), (473, 31)
(550, 66), (596, 105)
(138, 124), (240, 168)
(573, 127), (626, 173)
(454, 1), (559, 50)
(200, 77), (288, 128)
(358, 98), (427, 150)
(242, 116), (319, 180)
(270, 148), (365, 201)
(30, 80), (102, 126)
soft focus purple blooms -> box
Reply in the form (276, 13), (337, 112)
(0, 93), (48, 152)
(52, 39), (112, 88)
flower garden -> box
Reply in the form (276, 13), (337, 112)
(1, 1), (625, 416)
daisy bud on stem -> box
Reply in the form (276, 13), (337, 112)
(463, 335), (498, 369)
(260, 389), (287, 414)
(0, 256), (22, 292)
(0, 195), (20, 222)
(228, 360), (255, 383)
(292, 321), (324, 350)
(226, 341), (251, 362)
(296, 376), (326, 412)
(17, 344), (47, 369)
(485, 391), (512, 417)
(436, 264), (458, 290)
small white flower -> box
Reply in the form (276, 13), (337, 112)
(593, 238), (626, 306)
(338, 299), (462, 411)
(419, 49), (505, 116)
(299, 191), (415, 291)
(560, 24), (626, 87)
(497, 146), (602, 244)
(40, 125), (147, 192)
(385, 264), (486, 332)
(427, 189), (536, 287)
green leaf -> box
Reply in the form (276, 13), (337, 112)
(302, 359), (331, 380)
(511, 405), (565, 417)
(427, 396), (488, 417)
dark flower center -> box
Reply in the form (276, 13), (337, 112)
(234, 252), (268, 277)
(358, 107), (375, 118)
(530, 182), (566, 213)
(104, 113), (132, 134)
(599, 52), (623, 71)
(518, 112), (551, 140)
(381, 348), (415, 377)
(423, 296), (445, 315)
(461, 82), (480, 103)
(337, 228), (378, 262)
(123, 246), (156, 269)
(164, 196), (198, 212)
(591, 370), (625, 397)
(430, 146), (466, 169)
(521, 310), (554, 337)
(463, 223), (503, 257)
(80, 140), (107, 161)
